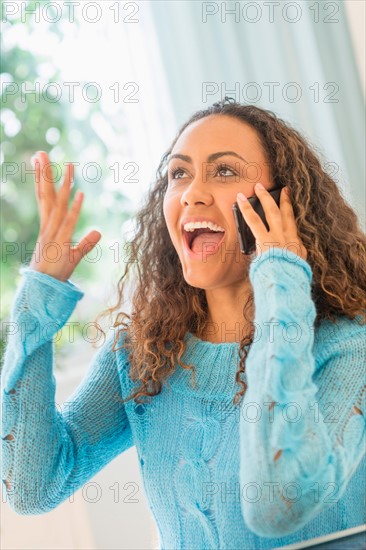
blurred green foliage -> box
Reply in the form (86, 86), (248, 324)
(1, 5), (134, 364)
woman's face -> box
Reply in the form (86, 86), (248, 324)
(163, 114), (273, 290)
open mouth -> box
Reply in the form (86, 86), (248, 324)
(183, 227), (226, 254)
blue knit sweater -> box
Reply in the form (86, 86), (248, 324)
(1, 248), (365, 549)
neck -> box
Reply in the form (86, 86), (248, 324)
(199, 279), (254, 344)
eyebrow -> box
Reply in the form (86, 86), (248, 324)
(167, 151), (249, 164)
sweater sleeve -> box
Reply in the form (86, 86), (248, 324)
(1, 267), (134, 515)
(239, 248), (366, 537)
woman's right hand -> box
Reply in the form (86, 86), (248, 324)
(29, 151), (102, 282)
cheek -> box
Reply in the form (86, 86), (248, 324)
(163, 194), (179, 237)
(222, 198), (237, 230)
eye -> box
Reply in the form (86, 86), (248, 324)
(216, 164), (237, 177)
(168, 167), (187, 180)
(167, 163), (239, 182)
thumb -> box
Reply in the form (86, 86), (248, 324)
(73, 230), (102, 264)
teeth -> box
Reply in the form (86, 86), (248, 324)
(183, 221), (225, 232)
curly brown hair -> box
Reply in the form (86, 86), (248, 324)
(94, 97), (366, 407)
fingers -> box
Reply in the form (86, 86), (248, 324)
(33, 151), (57, 233)
(237, 184), (307, 260)
(38, 150), (57, 202)
(236, 192), (264, 242)
(56, 190), (84, 243)
(29, 151), (104, 279)
(33, 157), (41, 209)
(70, 230), (102, 265)
(32, 152), (75, 238)
(236, 184), (283, 242)
(45, 163), (75, 238)
(237, 184), (292, 236)
(279, 186), (298, 235)
(252, 183), (282, 231)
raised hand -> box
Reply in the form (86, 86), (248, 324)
(236, 183), (308, 262)
(29, 151), (102, 282)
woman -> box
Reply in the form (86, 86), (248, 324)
(2, 98), (365, 549)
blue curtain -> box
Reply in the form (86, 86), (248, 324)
(148, 0), (365, 229)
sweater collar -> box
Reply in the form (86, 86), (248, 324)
(167, 331), (248, 400)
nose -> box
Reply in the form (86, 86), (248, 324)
(180, 174), (214, 207)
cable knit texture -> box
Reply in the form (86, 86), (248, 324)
(1, 248), (365, 550)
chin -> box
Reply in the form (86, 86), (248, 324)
(180, 255), (251, 289)
(181, 265), (225, 290)
(183, 278), (211, 291)
(178, 262), (208, 287)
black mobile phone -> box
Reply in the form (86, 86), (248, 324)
(232, 186), (284, 255)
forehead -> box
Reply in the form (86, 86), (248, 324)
(171, 114), (263, 158)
